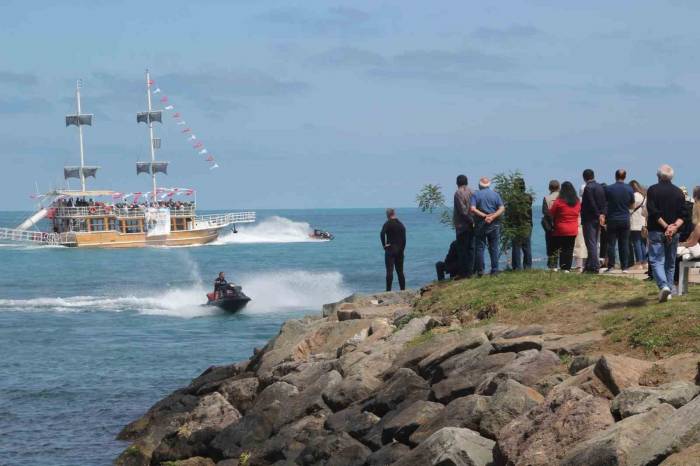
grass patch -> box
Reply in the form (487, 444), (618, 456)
(415, 270), (700, 357)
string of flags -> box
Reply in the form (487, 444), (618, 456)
(112, 187), (195, 202)
(150, 81), (219, 170)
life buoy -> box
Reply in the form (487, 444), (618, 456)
(104, 205), (112, 214)
(89, 206), (97, 214)
(46, 208), (56, 219)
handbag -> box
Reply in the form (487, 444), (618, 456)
(632, 195), (647, 239)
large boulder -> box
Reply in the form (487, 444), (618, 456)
(551, 365), (615, 399)
(561, 404), (676, 466)
(594, 355), (653, 395)
(432, 348), (517, 403)
(325, 404), (380, 439)
(184, 364), (243, 395)
(490, 336), (543, 354)
(611, 381), (700, 419)
(256, 413), (327, 464)
(296, 432), (372, 466)
(216, 377), (259, 414)
(416, 331), (490, 380)
(393, 427), (495, 466)
(542, 331), (605, 356)
(365, 442), (411, 466)
(381, 400), (445, 445)
(494, 349), (563, 388)
(495, 387), (615, 466)
(627, 395), (700, 465)
(322, 372), (383, 412)
(409, 395), (488, 446)
(151, 393), (241, 463)
(477, 376), (544, 439)
(363, 368), (430, 416)
(660, 443), (700, 465)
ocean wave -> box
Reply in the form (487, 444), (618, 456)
(0, 270), (349, 318)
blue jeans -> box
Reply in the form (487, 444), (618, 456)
(475, 222), (500, 275)
(582, 220), (600, 272)
(512, 236), (532, 270)
(630, 230), (647, 263)
(647, 231), (678, 290)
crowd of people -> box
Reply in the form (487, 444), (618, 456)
(387, 164), (700, 303)
(55, 197), (195, 212)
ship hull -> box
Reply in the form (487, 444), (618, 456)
(68, 227), (221, 248)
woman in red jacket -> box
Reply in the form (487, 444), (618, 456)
(549, 181), (582, 271)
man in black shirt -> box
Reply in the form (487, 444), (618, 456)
(581, 169), (607, 273)
(436, 240), (459, 281)
(453, 174), (475, 278)
(646, 164), (688, 302)
(380, 208), (406, 291)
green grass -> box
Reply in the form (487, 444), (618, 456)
(414, 270), (700, 357)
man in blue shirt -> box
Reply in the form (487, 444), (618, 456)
(471, 177), (505, 276)
(603, 169), (635, 271)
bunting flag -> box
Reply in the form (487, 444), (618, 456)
(147, 79), (220, 169)
(120, 187), (195, 202)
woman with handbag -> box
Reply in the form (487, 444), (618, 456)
(629, 180), (648, 270)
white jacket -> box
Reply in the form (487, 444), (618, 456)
(630, 192), (646, 231)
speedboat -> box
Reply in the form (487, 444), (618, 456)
(310, 229), (334, 241)
(206, 285), (251, 312)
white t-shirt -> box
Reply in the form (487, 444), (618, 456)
(630, 192), (646, 231)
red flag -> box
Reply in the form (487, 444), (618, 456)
(206, 155), (214, 161)
(181, 128), (191, 133)
(148, 79), (154, 85)
(160, 96), (168, 103)
(193, 142), (203, 148)
(173, 112), (181, 118)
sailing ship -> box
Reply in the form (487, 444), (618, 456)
(0, 72), (255, 248)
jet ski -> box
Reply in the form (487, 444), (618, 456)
(310, 229), (334, 240)
(206, 284), (251, 312)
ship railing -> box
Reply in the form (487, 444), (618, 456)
(194, 212), (256, 229)
(0, 228), (76, 246)
(54, 206), (196, 218)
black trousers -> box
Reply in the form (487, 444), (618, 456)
(552, 235), (576, 271)
(456, 229), (475, 277)
(385, 251), (405, 291)
(545, 231), (557, 269)
(606, 219), (630, 269)
(582, 220), (600, 272)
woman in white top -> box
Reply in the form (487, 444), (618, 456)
(572, 184), (588, 271)
(628, 180), (647, 269)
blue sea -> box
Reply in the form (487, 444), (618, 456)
(0, 208), (547, 465)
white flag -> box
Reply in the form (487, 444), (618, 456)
(210, 163), (219, 170)
(199, 149), (208, 155)
(153, 88), (161, 94)
(177, 121), (187, 125)
(164, 105), (174, 110)
(188, 135), (197, 141)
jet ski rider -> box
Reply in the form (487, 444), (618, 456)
(214, 272), (229, 298)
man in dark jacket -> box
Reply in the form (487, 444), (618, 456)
(603, 169), (635, 271)
(453, 174), (475, 278)
(380, 208), (406, 291)
(646, 164), (688, 302)
(581, 169), (607, 273)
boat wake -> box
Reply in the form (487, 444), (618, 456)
(213, 216), (325, 245)
(0, 270), (349, 318)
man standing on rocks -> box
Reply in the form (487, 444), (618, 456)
(581, 169), (607, 273)
(471, 177), (505, 276)
(381, 208), (407, 291)
(646, 164), (687, 302)
(453, 174), (475, 278)
(603, 169), (635, 272)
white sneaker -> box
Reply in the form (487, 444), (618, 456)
(659, 287), (672, 303)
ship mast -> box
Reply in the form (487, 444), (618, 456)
(64, 80), (97, 192)
(136, 70), (168, 203)
(146, 71), (157, 202)
(76, 81), (87, 192)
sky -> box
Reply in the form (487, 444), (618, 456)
(1, 0), (699, 210)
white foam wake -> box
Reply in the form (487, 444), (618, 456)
(0, 270), (349, 318)
(214, 216), (322, 244)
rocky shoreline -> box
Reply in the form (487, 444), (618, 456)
(115, 289), (700, 466)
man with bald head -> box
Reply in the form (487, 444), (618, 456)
(646, 164), (688, 302)
(471, 177), (505, 276)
